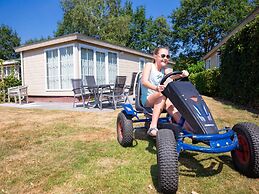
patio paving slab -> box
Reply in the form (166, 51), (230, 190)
(0, 102), (117, 112)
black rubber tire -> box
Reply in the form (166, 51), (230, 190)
(231, 122), (259, 178)
(157, 129), (179, 194)
(116, 111), (134, 147)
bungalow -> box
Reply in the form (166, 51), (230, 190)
(203, 7), (259, 69)
(15, 33), (154, 102)
(0, 59), (21, 80)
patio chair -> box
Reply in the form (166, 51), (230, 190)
(85, 75), (97, 91)
(124, 72), (138, 103)
(85, 75), (99, 106)
(71, 79), (89, 108)
(98, 76), (127, 110)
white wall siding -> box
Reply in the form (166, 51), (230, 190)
(119, 53), (142, 85)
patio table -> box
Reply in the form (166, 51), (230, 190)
(84, 83), (113, 109)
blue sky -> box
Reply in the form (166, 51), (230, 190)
(0, 0), (181, 44)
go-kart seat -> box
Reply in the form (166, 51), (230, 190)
(134, 72), (166, 118)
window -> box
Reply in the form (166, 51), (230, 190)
(4, 66), (12, 77)
(81, 48), (94, 84)
(205, 59), (211, 69)
(108, 52), (117, 84)
(46, 46), (74, 90)
(139, 59), (145, 71)
(96, 51), (106, 84)
(80, 46), (118, 85)
(216, 53), (221, 67)
(60, 46), (73, 89)
(46, 49), (59, 89)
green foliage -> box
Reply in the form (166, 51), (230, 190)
(0, 25), (20, 60)
(220, 16), (259, 107)
(125, 5), (148, 50)
(0, 70), (22, 102)
(56, 0), (174, 53)
(187, 61), (205, 74)
(56, 0), (131, 46)
(24, 36), (52, 45)
(170, 0), (255, 59)
(145, 16), (174, 54)
(189, 68), (220, 96)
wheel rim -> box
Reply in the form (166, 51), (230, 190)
(117, 121), (123, 141)
(236, 134), (250, 165)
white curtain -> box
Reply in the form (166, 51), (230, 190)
(81, 48), (94, 85)
(60, 46), (74, 89)
(46, 49), (59, 89)
(96, 51), (106, 84)
(108, 52), (117, 84)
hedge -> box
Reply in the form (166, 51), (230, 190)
(189, 68), (220, 97)
(220, 16), (259, 107)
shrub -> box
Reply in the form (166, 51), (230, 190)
(187, 61), (205, 74)
(0, 74), (22, 102)
(189, 68), (220, 97)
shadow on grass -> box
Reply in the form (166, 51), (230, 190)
(217, 154), (235, 171)
(212, 96), (259, 115)
(150, 164), (159, 191)
(178, 152), (224, 177)
(145, 138), (157, 154)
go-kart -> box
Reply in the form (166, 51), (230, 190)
(116, 71), (259, 194)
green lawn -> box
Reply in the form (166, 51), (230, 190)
(0, 96), (258, 194)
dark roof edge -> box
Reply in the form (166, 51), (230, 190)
(203, 6), (259, 60)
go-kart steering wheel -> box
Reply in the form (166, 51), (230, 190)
(160, 71), (185, 85)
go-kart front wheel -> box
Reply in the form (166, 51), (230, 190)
(231, 122), (259, 178)
(157, 129), (179, 194)
(116, 111), (134, 147)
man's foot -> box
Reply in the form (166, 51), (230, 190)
(147, 127), (158, 137)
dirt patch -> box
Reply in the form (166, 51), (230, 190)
(96, 157), (129, 175)
(60, 129), (116, 142)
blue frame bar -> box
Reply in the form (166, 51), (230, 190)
(177, 130), (238, 153)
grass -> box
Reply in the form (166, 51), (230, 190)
(0, 96), (258, 194)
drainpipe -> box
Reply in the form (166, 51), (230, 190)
(0, 59), (5, 102)
(20, 52), (24, 85)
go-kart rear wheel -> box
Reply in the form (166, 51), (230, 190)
(231, 122), (259, 178)
(116, 111), (134, 147)
(157, 129), (179, 194)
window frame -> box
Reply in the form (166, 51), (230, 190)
(205, 58), (211, 69)
(216, 53), (221, 67)
(44, 43), (75, 92)
(79, 44), (119, 84)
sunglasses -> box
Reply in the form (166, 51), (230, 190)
(160, 54), (170, 59)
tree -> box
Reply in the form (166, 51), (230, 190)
(24, 36), (52, 45)
(145, 16), (175, 54)
(0, 25), (20, 60)
(125, 6), (174, 54)
(170, 0), (255, 60)
(126, 5), (148, 51)
(55, 0), (131, 46)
